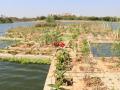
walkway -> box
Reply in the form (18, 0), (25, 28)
(43, 56), (56, 90)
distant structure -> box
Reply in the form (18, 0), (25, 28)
(50, 13), (75, 16)
(0, 14), (6, 18)
(62, 13), (74, 16)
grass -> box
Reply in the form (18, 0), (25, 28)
(0, 57), (51, 64)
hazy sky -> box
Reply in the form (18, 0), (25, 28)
(0, 0), (120, 17)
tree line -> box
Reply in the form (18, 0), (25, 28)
(0, 17), (13, 23)
(36, 15), (120, 22)
(0, 15), (120, 23)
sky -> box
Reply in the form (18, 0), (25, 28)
(0, 0), (120, 17)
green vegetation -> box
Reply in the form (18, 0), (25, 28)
(46, 15), (55, 23)
(113, 42), (120, 56)
(0, 57), (51, 64)
(56, 49), (71, 71)
(51, 49), (71, 89)
(36, 15), (120, 22)
(1, 18), (120, 89)
(35, 15), (57, 27)
(1, 15), (120, 23)
(5, 21), (115, 56)
(81, 39), (90, 56)
(0, 17), (13, 23)
(113, 29), (120, 57)
(5, 26), (70, 46)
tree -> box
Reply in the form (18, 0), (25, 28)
(46, 15), (55, 23)
(0, 17), (13, 23)
(53, 15), (62, 20)
(36, 16), (46, 20)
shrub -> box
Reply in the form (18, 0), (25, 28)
(81, 39), (90, 56)
(46, 15), (55, 23)
(35, 22), (57, 27)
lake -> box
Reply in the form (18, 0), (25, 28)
(0, 22), (35, 36)
(0, 22), (50, 90)
(0, 22), (36, 48)
(0, 22), (120, 36)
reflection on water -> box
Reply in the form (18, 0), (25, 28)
(0, 62), (49, 90)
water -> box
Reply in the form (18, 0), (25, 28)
(90, 43), (119, 57)
(0, 40), (19, 49)
(0, 62), (49, 90)
(0, 22), (120, 35)
(109, 22), (120, 30)
(0, 22), (49, 90)
(0, 22), (36, 48)
(0, 22), (35, 36)
(0, 21), (119, 89)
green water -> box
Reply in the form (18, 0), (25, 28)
(0, 62), (49, 90)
